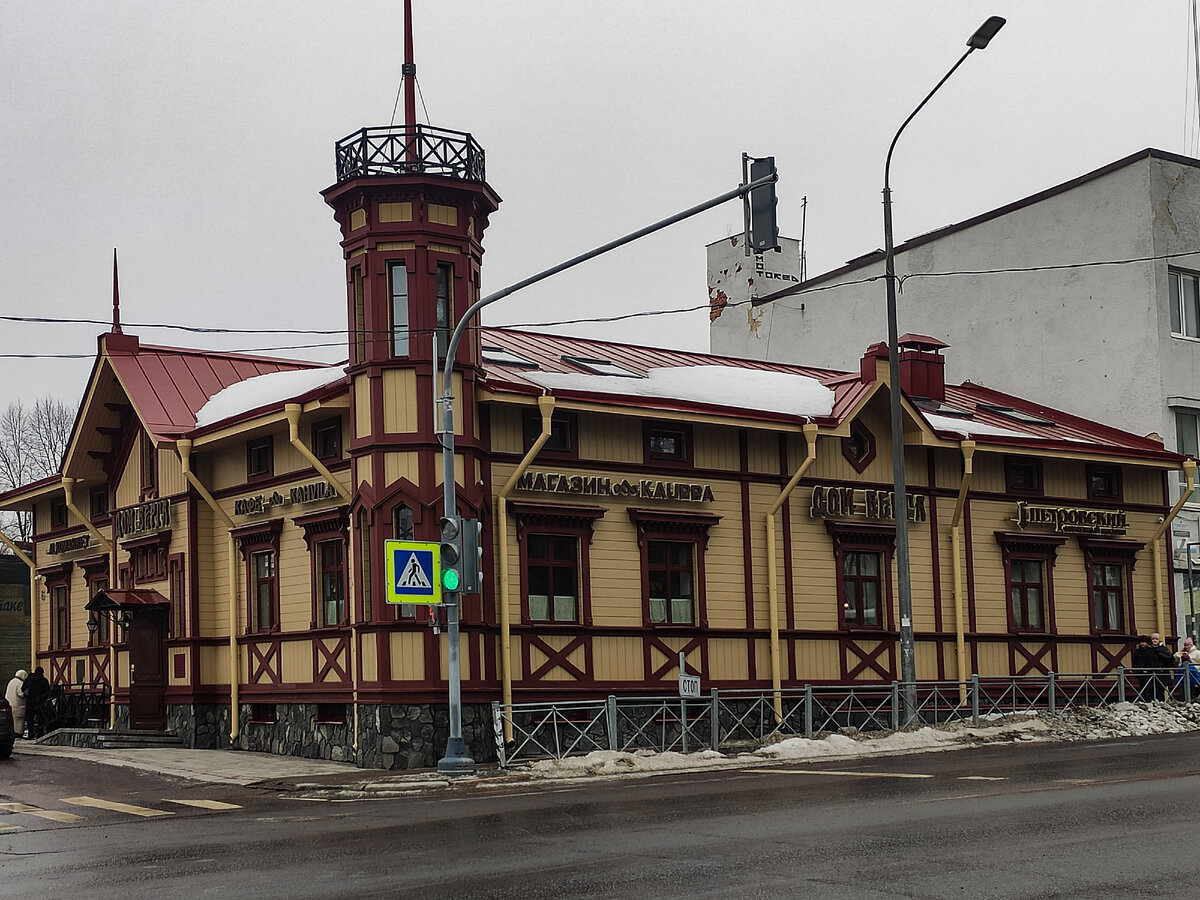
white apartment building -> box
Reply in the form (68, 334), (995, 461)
(709, 148), (1200, 640)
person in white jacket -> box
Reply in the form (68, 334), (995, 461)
(1176, 638), (1200, 666)
(5, 670), (27, 738)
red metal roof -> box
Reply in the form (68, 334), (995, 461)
(106, 339), (325, 441)
(479, 328), (1182, 462)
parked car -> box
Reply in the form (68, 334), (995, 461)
(0, 698), (13, 759)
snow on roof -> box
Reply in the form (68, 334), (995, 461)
(922, 413), (1038, 440)
(194, 365), (346, 428)
(520, 364), (835, 419)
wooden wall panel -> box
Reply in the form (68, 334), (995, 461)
(745, 431), (776, 475)
(592, 635), (642, 682)
(360, 635), (378, 681)
(798, 638), (839, 681)
(388, 631), (426, 680)
(169, 648), (188, 686)
(354, 374), (371, 439)
(694, 424), (738, 472)
(280, 639), (310, 683)
(200, 644), (228, 685)
(382, 369), (418, 434)
(708, 637), (749, 680)
(579, 412), (639, 463)
(383, 451), (420, 488)
(277, 525), (313, 632)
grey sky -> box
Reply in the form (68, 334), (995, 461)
(0, 1), (1188, 421)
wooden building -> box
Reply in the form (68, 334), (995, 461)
(0, 96), (1191, 769)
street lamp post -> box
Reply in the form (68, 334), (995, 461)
(883, 16), (1005, 721)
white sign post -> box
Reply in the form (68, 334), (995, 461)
(678, 652), (701, 754)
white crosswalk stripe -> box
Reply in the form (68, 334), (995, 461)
(163, 798), (242, 810)
(62, 796), (173, 817)
(0, 802), (84, 823)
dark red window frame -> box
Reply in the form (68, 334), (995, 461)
(1004, 456), (1044, 496)
(826, 522), (895, 632)
(296, 507), (350, 630)
(1079, 538), (1143, 635)
(312, 417), (342, 462)
(246, 437), (274, 482)
(1086, 464), (1123, 502)
(996, 532), (1065, 635)
(643, 422), (693, 466)
(629, 508), (719, 629)
(512, 502), (605, 627)
(234, 519), (283, 634)
(522, 409), (579, 460)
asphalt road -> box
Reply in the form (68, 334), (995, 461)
(2, 733), (1198, 899)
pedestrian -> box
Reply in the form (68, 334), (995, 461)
(22, 666), (51, 739)
(1176, 637), (1200, 666)
(1149, 634), (1176, 700)
(4, 669), (27, 738)
(1132, 635), (1158, 700)
(1175, 654), (1200, 701)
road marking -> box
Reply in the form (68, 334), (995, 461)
(775, 769), (933, 779)
(162, 799), (242, 810)
(959, 776), (1007, 781)
(1053, 778), (1096, 785)
(0, 821), (22, 831)
(62, 796), (172, 818)
(0, 802), (84, 823)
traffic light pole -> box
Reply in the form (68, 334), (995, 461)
(436, 168), (778, 774)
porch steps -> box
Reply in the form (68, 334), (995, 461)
(95, 730), (185, 750)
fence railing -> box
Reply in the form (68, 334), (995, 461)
(492, 668), (1195, 767)
(334, 124), (486, 182)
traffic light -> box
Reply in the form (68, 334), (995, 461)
(459, 517), (484, 595)
(439, 514), (462, 593)
(748, 156), (779, 253)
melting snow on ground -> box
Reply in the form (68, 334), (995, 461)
(523, 365), (835, 419)
(521, 702), (1200, 781)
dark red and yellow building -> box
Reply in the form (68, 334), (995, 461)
(0, 113), (1192, 768)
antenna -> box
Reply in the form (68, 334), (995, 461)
(403, 0), (417, 130)
(111, 248), (122, 334)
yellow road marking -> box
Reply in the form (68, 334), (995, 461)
(162, 799), (242, 810)
(0, 821), (22, 831)
(62, 796), (172, 818)
(0, 802), (84, 823)
(959, 776), (1007, 781)
(777, 769), (933, 779)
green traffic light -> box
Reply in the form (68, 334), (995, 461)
(442, 568), (461, 591)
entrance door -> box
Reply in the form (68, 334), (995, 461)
(126, 608), (167, 731)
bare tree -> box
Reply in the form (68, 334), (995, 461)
(0, 396), (73, 549)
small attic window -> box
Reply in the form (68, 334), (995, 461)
(564, 356), (642, 378)
(482, 346), (540, 369)
(977, 404), (1056, 427)
(913, 399), (973, 418)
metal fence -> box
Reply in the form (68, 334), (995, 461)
(492, 667), (1197, 767)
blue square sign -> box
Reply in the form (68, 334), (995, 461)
(385, 540), (441, 605)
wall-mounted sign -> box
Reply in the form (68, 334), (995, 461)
(47, 534), (90, 555)
(114, 498), (171, 540)
(515, 471), (715, 504)
(235, 480), (340, 517)
(1015, 502), (1127, 536)
(809, 484), (928, 523)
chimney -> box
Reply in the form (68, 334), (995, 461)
(897, 334), (948, 402)
(860, 341), (889, 383)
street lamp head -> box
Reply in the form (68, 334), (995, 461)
(967, 16), (1006, 50)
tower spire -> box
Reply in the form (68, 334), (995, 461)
(403, 0), (417, 131)
(111, 248), (122, 334)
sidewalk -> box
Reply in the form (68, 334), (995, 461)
(10, 738), (520, 796)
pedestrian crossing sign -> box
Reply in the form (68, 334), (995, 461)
(384, 540), (441, 605)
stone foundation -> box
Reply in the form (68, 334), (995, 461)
(356, 702), (493, 770)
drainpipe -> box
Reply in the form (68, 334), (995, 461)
(283, 403), (358, 751)
(0, 531), (43, 679)
(61, 478), (113, 553)
(948, 441), (975, 704)
(766, 422), (819, 721)
(283, 404), (352, 503)
(177, 439), (242, 742)
(496, 395), (555, 744)
(1152, 459), (1196, 640)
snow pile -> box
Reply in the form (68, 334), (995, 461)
(194, 365), (346, 428)
(523, 365), (835, 419)
(520, 702), (1200, 780)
